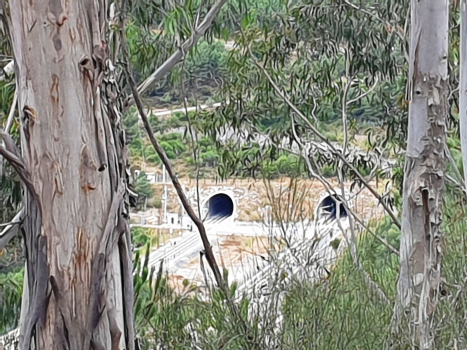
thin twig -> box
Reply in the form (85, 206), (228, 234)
(337, 69), (390, 304)
(179, 56), (202, 219)
(346, 77), (379, 106)
(120, 28), (256, 340)
(342, 50), (352, 154)
(446, 144), (466, 193)
(124, 0), (228, 108)
(0, 208), (23, 251)
(289, 117), (398, 255)
(120, 34), (224, 291)
(245, 44), (401, 229)
(125, 70), (224, 290)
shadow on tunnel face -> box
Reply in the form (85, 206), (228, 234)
(205, 194), (234, 221)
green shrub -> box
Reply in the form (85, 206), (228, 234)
(132, 227), (150, 248)
(148, 195), (162, 209)
(0, 268), (23, 333)
(321, 164), (337, 177)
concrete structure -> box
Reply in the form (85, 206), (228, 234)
(0, 186), (365, 348)
(200, 190), (237, 222)
(313, 188), (352, 242)
(131, 189), (238, 230)
(166, 212), (179, 226)
(0, 328), (19, 350)
(134, 170), (164, 184)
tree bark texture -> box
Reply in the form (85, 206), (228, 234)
(460, 0), (467, 187)
(8, 1), (134, 349)
(396, 0), (449, 349)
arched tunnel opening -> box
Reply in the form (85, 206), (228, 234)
(205, 193), (234, 220)
(318, 195), (347, 220)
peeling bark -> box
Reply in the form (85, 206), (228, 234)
(7, 1), (134, 349)
(395, 1), (449, 349)
(460, 0), (467, 188)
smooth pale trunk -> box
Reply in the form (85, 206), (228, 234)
(396, 0), (449, 349)
(8, 1), (134, 349)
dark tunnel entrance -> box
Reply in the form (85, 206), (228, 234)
(319, 196), (347, 220)
(206, 193), (234, 220)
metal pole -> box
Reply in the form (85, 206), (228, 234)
(163, 164), (168, 223)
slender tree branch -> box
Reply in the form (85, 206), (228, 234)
(337, 68), (390, 304)
(120, 40), (224, 291)
(129, 83), (224, 289)
(346, 77), (379, 106)
(246, 45), (401, 229)
(0, 145), (23, 170)
(296, 111), (391, 298)
(0, 132), (38, 200)
(341, 52), (352, 154)
(290, 118), (398, 255)
(258, 119), (399, 255)
(120, 31), (254, 340)
(179, 55), (203, 219)
(0, 208), (23, 251)
(0, 221), (19, 228)
(124, 0), (227, 108)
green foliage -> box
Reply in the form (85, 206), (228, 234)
(131, 227), (150, 248)
(127, 14), (230, 105)
(148, 194), (162, 209)
(277, 216), (401, 348)
(0, 78), (22, 223)
(124, 105), (309, 178)
(280, 196), (467, 349)
(447, 136), (463, 178)
(133, 247), (259, 350)
(321, 164), (336, 177)
(188, 0), (408, 184)
(128, 194), (467, 349)
(123, 0), (406, 183)
(215, 141), (306, 179)
(0, 268), (23, 334)
(135, 171), (154, 200)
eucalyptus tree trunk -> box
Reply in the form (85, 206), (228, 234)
(396, 0), (449, 349)
(460, 0), (467, 187)
(7, 1), (134, 349)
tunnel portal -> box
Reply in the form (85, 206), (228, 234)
(318, 195), (347, 220)
(205, 193), (235, 220)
